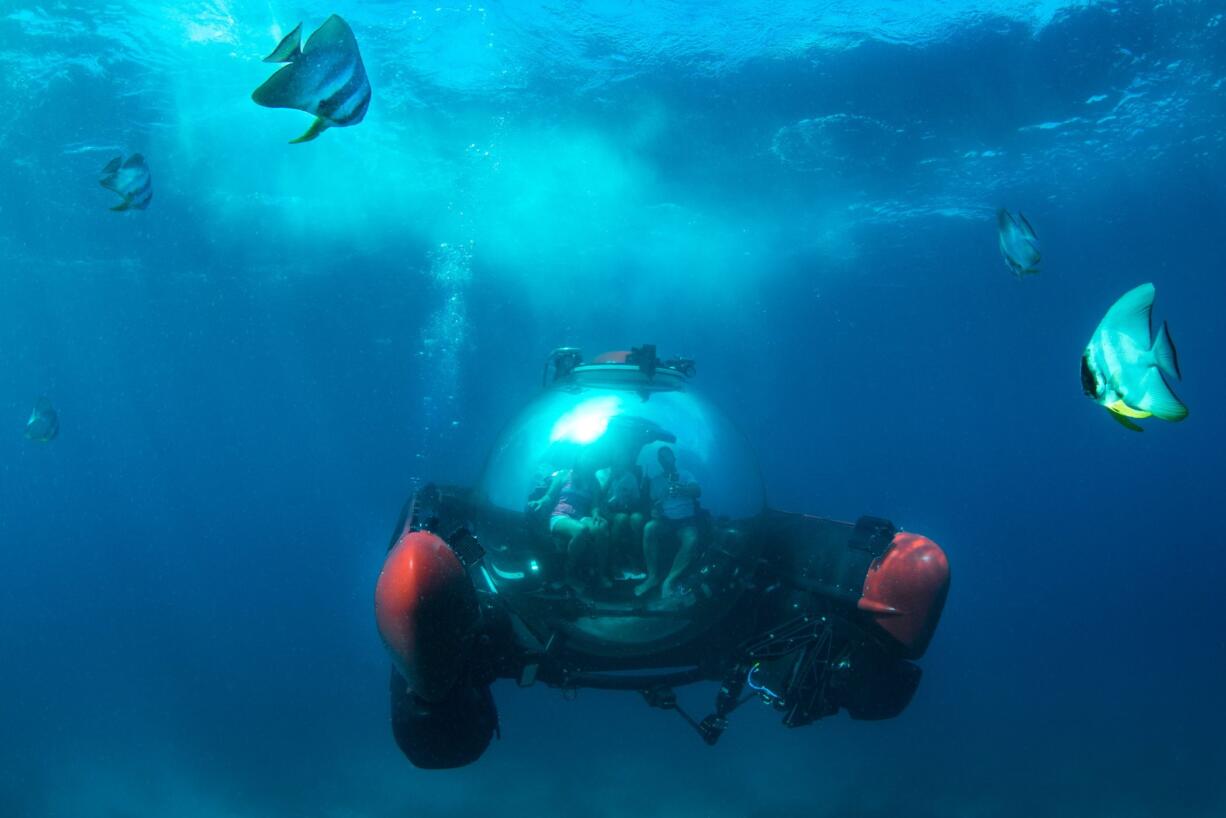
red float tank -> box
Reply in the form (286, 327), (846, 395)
(857, 532), (950, 659)
(375, 531), (479, 702)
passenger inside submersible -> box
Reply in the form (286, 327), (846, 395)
(526, 424), (711, 601)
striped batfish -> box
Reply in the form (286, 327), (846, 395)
(25, 396), (59, 443)
(996, 208), (1041, 278)
(1081, 282), (1187, 431)
(99, 153), (152, 211)
(251, 15), (372, 144)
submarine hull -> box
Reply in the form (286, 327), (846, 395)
(374, 487), (949, 767)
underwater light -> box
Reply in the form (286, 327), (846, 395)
(548, 395), (623, 444)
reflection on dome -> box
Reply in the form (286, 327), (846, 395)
(473, 359), (765, 657)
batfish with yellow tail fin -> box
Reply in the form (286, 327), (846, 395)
(1081, 282), (1187, 431)
(251, 15), (371, 143)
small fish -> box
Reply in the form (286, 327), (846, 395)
(1081, 282), (1186, 431)
(996, 208), (1041, 277)
(25, 396), (59, 442)
(251, 15), (371, 143)
(99, 153), (152, 211)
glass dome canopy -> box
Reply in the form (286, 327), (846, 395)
(480, 365), (764, 520)
(472, 353), (766, 658)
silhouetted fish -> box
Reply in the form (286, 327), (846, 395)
(1081, 282), (1186, 431)
(25, 397), (59, 442)
(99, 153), (152, 211)
(251, 15), (371, 143)
(996, 208), (1040, 278)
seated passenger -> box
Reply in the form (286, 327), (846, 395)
(596, 454), (647, 582)
(635, 446), (702, 598)
(528, 462), (607, 586)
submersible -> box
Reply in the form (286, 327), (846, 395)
(375, 345), (950, 768)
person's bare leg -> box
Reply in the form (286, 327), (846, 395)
(661, 524), (700, 597)
(552, 517), (587, 584)
(634, 520), (663, 597)
(589, 517), (612, 589)
(605, 513), (625, 576)
(627, 512), (645, 572)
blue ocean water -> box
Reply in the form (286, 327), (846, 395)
(1, 1), (1224, 815)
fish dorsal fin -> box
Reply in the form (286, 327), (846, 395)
(102, 156), (122, 174)
(1136, 368), (1188, 422)
(303, 14), (357, 55)
(1017, 211), (1038, 241)
(1101, 282), (1155, 345)
(996, 208), (1015, 231)
(264, 22), (302, 62)
(122, 153), (146, 170)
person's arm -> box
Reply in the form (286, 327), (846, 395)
(649, 475), (665, 518)
(592, 479), (610, 522)
(593, 469), (612, 516)
(678, 473), (701, 499)
(529, 472), (566, 511)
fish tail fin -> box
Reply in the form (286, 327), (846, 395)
(263, 22), (303, 62)
(1151, 320), (1181, 380)
(289, 116), (330, 143)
